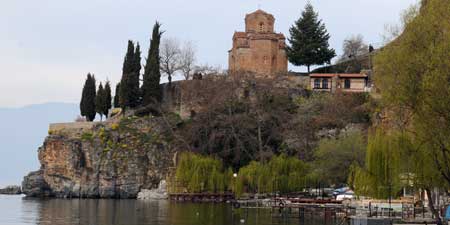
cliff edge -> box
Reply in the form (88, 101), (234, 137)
(22, 116), (176, 198)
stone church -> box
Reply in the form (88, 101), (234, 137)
(228, 10), (288, 78)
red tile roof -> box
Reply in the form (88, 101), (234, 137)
(338, 74), (368, 78)
(309, 73), (336, 78)
(309, 73), (367, 78)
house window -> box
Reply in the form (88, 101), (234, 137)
(344, 79), (351, 89)
(314, 79), (321, 89)
(322, 79), (328, 89)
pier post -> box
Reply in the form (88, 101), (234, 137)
(422, 204), (425, 218)
(401, 202), (404, 219)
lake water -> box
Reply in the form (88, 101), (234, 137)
(0, 195), (330, 225)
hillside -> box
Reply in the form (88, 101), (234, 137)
(22, 76), (373, 198)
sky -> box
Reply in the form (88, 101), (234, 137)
(0, 0), (418, 108)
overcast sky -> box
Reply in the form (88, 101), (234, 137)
(0, 0), (417, 108)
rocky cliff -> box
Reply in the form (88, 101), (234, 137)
(22, 116), (176, 198)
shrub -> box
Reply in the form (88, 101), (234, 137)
(235, 154), (310, 196)
(81, 132), (93, 141)
(111, 123), (119, 130)
(174, 152), (232, 193)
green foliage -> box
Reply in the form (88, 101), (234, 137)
(374, 0), (450, 187)
(142, 22), (163, 105)
(314, 130), (366, 186)
(120, 40), (141, 109)
(104, 81), (112, 117)
(81, 131), (94, 141)
(131, 43), (142, 105)
(174, 152), (232, 193)
(114, 82), (121, 108)
(95, 82), (106, 120)
(80, 73), (96, 121)
(287, 3), (336, 72)
(351, 129), (403, 199)
(181, 77), (370, 168)
(173, 153), (310, 196)
(235, 155), (310, 197)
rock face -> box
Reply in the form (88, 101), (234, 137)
(0, 185), (22, 195)
(22, 170), (53, 197)
(137, 180), (168, 200)
(23, 117), (176, 198)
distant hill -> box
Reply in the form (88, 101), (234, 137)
(0, 103), (79, 187)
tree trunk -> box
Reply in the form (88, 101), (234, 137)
(425, 188), (443, 225)
(257, 120), (263, 161)
(307, 65), (311, 74)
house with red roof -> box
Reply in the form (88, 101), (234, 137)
(309, 73), (371, 93)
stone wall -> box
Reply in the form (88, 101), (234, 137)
(49, 122), (98, 133)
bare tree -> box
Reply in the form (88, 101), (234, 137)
(160, 37), (181, 85)
(194, 63), (224, 77)
(179, 41), (196, 80)
(381, 3), (419, 44)
(339, 34), (368, 62)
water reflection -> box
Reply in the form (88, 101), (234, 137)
(0, 195), (330, 225)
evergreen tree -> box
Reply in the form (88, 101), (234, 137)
(131, 42), (142, 105)
(119, 40), (139, 109)
(114, 82), (121, 108)
(287, 3), (336, 73)
(80, 73), (96, 121)
(104, 81), (112, 118)
(95, 82), (105, 121)
(142, 22), (163, 105)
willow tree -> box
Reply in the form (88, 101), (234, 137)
(174, 152), (232, 193)
(370, 1), (450, 223)
(236, 155), (310, 196)
(374, 0), (450, 187)
(351, 130), (402, 199)
(352, 129), (448, 224)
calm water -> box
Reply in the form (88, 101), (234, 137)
(0, 195), (329, 225)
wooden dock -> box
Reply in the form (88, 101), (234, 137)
(169, 193), (234, 203)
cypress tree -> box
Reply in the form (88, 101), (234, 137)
(96, 82), (105, 121)
(287, 3), (336, 73)
(114, 82), (121, 108)
(104, 81), (112, 117)
(142, 22), (163, 105)
(80, 73), (96, 121)
(119, 40), (136, 109)
(131, 42), (142, 106)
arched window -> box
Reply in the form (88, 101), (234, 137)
(259, 22), (265, 32)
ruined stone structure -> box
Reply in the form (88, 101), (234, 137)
(228, 10), (288, 78)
